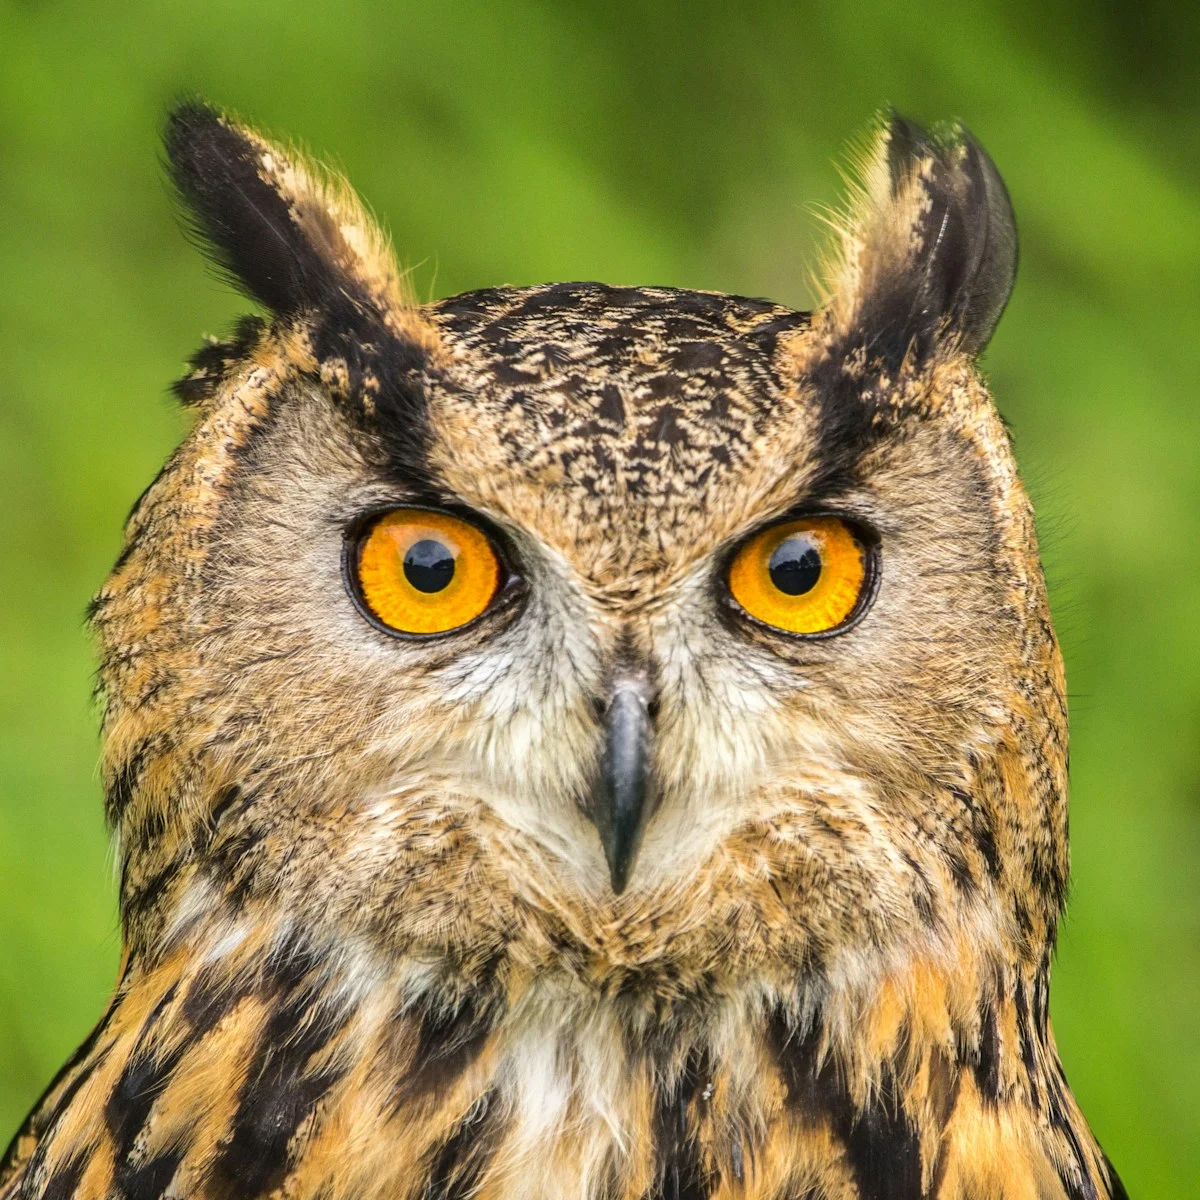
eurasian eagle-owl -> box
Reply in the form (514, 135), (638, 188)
(0, 103), (1127, 1200)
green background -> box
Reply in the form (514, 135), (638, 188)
(1, 1), (1196, 1192)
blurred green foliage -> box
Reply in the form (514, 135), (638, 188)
(1, 0), (1197, 1191)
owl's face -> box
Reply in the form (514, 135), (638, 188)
(98, 106), (1061, 993)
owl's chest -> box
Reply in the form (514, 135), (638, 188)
(356, 980), (769, 1200)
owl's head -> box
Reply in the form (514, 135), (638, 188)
(95, 104), (1063, 997)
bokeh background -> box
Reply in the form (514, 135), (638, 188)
(1, 0), (1197, 1191)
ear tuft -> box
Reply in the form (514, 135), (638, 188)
(816, 111), (1017, 366)
(164, 100), (411, 322)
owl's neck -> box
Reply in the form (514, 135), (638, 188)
(7, 918), (1123, 1200)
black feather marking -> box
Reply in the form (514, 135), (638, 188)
(105, 742), (150, 823)
(949, 785), (1002, 881)
(1012, 979), (1041, 1113)
(769, 1007), (923, 1199)
(801, 275), (907, 495)
(843, 1082), (923, 1200)
(1043, 1059), (1102, 1200)
(874, 112), (1017, 364)
(974, 810), (1001, 879)
(309, 296), (434, 483)
(211, 949), (351, 1197)
(36, 1151), (88, 1200)
(171, 315), (267, 406)
(123, 862), (178, 924)
(206, 784), (246, 831)
(1101, 1152), (1130, 1200)
(106, 983), (184, 1158)
(206, 820), (269, 912)
(218, 1064), (343, 1196)
(795, 115), (1017, 495)
(768, 1008), (856, 1146)
(179, 957), (256, 1033)
(422, 1090), (504, 1200)
(973, 998), (1002, 1105)
(389, 984), (505, 1114)
(164, 101), (336, 318)
(114, 1147), (185, 1200)
(164, 101), (436, 482)
(649, 1045), (714, 1200)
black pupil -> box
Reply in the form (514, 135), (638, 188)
(403, 538), (456, 593)
(768, 534), (822, 596)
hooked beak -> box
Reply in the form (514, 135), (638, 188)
(588, 676), (657, 893)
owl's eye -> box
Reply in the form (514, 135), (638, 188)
(351, 509), (502, 635)
(727, 516), (870, 635)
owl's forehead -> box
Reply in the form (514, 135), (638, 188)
(428, 283), (809, 427)
(422, 283), (814, 579)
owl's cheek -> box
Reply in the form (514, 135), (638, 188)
(639, 707), (862, 882)
(648, 616), (807, 796)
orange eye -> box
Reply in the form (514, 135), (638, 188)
(353, 509), (502, 635)
(727, 516), (869, 635)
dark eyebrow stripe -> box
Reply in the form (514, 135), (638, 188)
(799, 339), (895, 500)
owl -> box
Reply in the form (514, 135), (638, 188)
(0, 102), (1127, 1200)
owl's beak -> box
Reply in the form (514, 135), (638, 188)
(589, 676), (657, 894)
